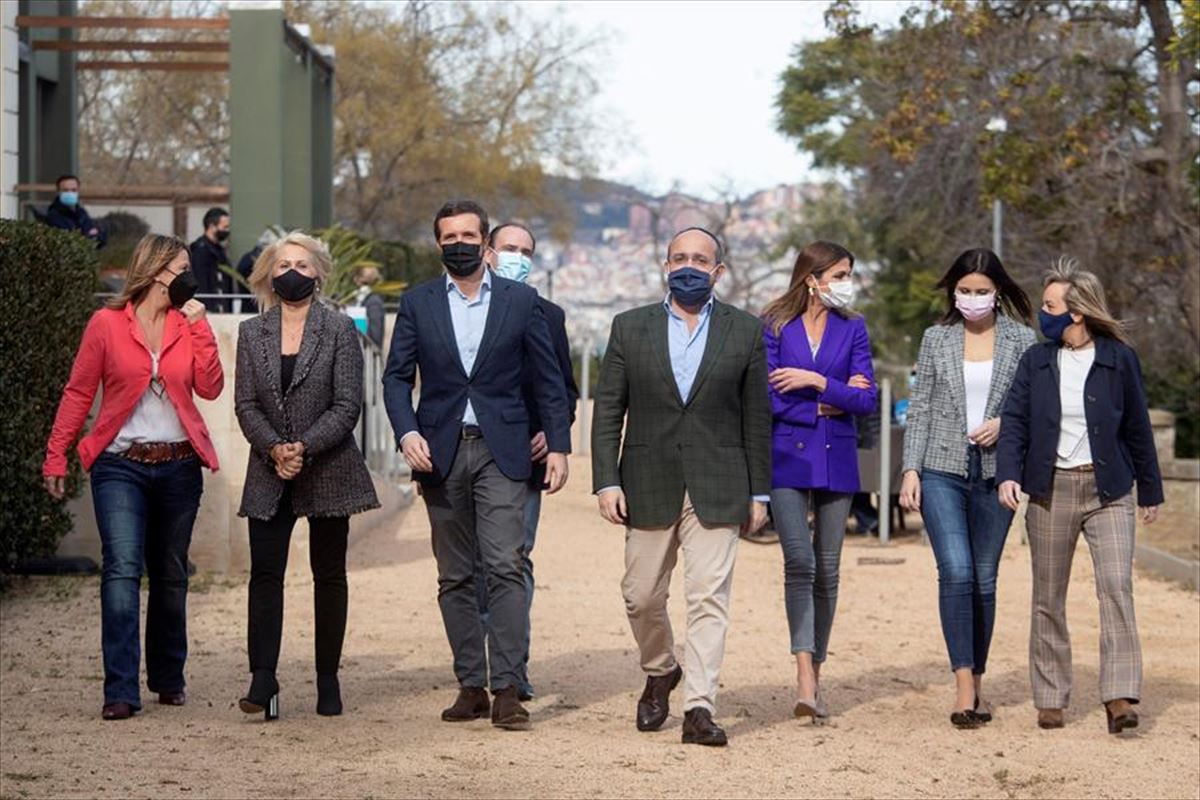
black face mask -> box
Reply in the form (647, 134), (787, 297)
(163, 269), (198, 308)
(215, 229), (231, 243)
(441, 242), (483, 277)
(272, 269), (317, 303)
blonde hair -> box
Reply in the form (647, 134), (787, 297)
(106, 234), (189, 310)
(1043, 258), (1130, 344)
(249, 230), (333, 311)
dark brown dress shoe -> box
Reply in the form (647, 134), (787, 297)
(102, 702), (134, 720)
(441, 687), (490, 722)
(681, 707), (727, 746)
(1037, 708), (1065, 729)
(157, 691), (186, 706)
(1105, 699), (1139, 734)
(491, 686), (531, 731)
(636, 665), (682, 732)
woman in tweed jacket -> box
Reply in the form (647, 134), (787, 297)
(900, 248), (1035, 728)
(234, 231), (379, 720)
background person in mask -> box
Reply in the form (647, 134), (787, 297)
(350, 265), (386, 348)
(759, 240), (877, 724)
(899, 248), (1035, 729)
(591, 227), (771, 748)
(234, 231), (379, 721)
(476, 221), (579, 702)
(44, 174), (106, 248)
(42, 234), (222, 720)
(236, 228), (280, 314)
(190, 207), (232, 312)
(382, 200), (571, 732)
(997, 259), (1162, 736)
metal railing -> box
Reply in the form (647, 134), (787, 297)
(355, 332), (410, 486)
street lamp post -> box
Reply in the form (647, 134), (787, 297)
(986, 115), (1008, 258)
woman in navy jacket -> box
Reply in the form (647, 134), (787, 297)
(762, 241), (877, 722)
(997, 260), (1162, 735)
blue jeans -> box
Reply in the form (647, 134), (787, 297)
(921, 447), (1013, 673)
(476, 487), (539, 695)
(90, 452), (202, 707)
(770, 488), (853, 662)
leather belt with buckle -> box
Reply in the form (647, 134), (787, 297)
(461, 425), (483, 440)
(122, 441), (196, 464)
(1058, 463), (1095, 473)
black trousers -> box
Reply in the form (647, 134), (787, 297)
(247, 486), (349, 676)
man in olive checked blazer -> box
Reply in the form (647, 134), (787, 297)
(591, 227), (772, 747)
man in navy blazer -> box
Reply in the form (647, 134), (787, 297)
(383, 200), (571, 731)
(476, 221), (580, 702)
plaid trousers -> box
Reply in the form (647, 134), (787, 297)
(1026, 468), (1141, 709)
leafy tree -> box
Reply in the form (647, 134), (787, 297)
(776, 0), (1199, 453)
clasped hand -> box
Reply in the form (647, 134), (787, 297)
(271, 442), (306, 480)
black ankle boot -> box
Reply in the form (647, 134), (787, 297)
(240, 669), (280, 721)
(316, 674), (342, 716)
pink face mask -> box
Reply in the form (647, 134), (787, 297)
(956, 291), (996, 321)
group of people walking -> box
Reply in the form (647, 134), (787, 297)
(43, 198), (1163, 745)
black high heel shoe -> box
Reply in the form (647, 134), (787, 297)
(239, 670), (280, 721)
(316, 674), (342, 717)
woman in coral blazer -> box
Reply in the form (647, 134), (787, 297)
(43, 234), (223, 721)
(762, 240), (877, 722)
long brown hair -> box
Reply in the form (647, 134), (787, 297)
(761, 240), (855, 335)
(1043, 258), (1130, 344)
(106, 234), (188, 310)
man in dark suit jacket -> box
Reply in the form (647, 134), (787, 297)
(190, 207), (232, 312)
(592, 227), (771, 747)
(475, 221), (580, 701)
(43, 174), (106, 248)
(383, 200), (571, 731)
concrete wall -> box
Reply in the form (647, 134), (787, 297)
(1, 1), (19, 220)
(56, 313), (412, 572)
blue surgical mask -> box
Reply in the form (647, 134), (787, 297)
(59, 191), (79, 207)
(908, 373), (917, 392)
(668, 266), (715, 307)
(494, 251), (532, 283)
(1038, 309), (1073, 343)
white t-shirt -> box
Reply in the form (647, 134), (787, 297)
(107, 352), (189, 452)
(1056, 346), (1096, 468)
(963, 359), (993, 442)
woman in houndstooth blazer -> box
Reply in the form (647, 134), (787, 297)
(900, 248), (1035, 729)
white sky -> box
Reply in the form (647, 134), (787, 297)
(516, 0), (908, 200)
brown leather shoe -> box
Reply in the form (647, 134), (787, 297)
(157, 691), (186, 706)
(491, 686), (531, 731)
(681, 707), (727, 746)
(102, 702), (135, 720)
(1105, 699), (1139, 734)
(1037, 708), (1065, 729)
(636, 665), (682, 732)
(441, 687), (489, 722)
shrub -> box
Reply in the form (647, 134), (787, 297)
(0, 221), (99, 569)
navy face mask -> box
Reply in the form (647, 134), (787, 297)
(1038, 309), (1073, 343)
(668, 266), (714, 307)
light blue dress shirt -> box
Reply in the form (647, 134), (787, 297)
(446, 271), (492, 426)
(664, 294), (714, 403)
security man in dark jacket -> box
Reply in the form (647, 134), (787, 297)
(190, 207), (232, 312)
(44, 174), (106, 248)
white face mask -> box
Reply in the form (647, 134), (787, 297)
(818, 279), (856, 309)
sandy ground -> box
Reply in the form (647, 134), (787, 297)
(2, 455), (1198, 800)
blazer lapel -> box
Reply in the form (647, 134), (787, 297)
(685, 302), (733, 406)
(285, 301), (327, 399)
(812, 312), (847, 374)
(257, 306), (284, 410)
(159, 310), (185, 355)
(470, 280), (510, 379)
(946, 323), (967, 415)
(984, 315), (1018, 415)
(647, 304), (682, 406)
(429, 281), (468, 377)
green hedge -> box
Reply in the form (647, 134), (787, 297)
(0, 221), (99, 569)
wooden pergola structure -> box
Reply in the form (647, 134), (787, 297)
(12, 2), (333, 255)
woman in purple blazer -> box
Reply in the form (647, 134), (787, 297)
(762, 241), (877, 722)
